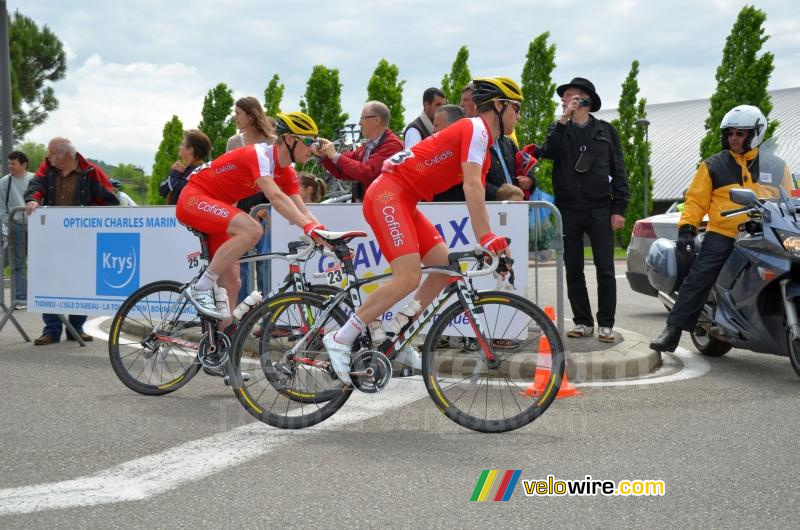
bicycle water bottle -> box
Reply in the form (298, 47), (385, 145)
(232, 291), (263, 321)
(213, 285), (231, 320)
(385, 299), (421, 335)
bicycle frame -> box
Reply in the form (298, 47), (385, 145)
(281, 242), (501, 368)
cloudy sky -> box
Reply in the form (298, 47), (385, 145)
(8, 0), (799, 172)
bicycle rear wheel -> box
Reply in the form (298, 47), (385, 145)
(230, 291), (352, 429)
(108, 280), (202, 395)
(422, 291), (564, 433)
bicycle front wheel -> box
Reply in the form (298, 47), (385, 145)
(108, 280), (202, 395)
(422, 291), (565, 433)
(230, 291), (352, 429)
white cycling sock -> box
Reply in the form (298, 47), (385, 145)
(194, 269), (219, 291)
(334, 314), (366, 346)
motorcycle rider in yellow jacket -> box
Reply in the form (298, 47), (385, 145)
(650, 104), (794, 352)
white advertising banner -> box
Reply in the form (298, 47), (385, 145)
(27, 206), (200, 316)
(270, 202), (529, 337)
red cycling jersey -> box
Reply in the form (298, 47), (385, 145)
(187, 143), (299, 202)
(176, 143), (299, 255)
(384, 117), (494, 201)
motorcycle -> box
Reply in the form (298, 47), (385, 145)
(646, 187), (800, 376)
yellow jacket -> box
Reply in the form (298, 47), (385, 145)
(679, 148), (793, 237)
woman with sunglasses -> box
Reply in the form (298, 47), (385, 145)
(322, 76), (521, 386)
(176, 111), (326, 320)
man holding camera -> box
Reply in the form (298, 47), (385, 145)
(315, 101), (403, 202)
(539, 77), (628, 343)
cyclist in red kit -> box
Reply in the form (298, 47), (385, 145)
(323, 77), (521, 385)
(176, 112), (326, 319)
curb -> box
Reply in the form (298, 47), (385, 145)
(566, 327), (661, 382)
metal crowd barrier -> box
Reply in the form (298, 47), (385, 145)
(241, 200), (565, 336)
(0, 206), (30, 340)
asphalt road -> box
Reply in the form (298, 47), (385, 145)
(1, 264), (798, 528)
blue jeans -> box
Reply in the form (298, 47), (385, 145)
(42, 313), (87, 339)
(11, 222), (26, 301)
(238, 227), (271, 303)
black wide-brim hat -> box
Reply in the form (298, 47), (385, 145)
(556, 77), (601, 112)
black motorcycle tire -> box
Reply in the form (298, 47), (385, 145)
(690, 327), (733, 357)
(787, 331), (800, 378)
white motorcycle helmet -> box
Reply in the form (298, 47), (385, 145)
(720, 104), (767, 151)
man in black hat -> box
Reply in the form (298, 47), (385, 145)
(539, 77), (629, 343)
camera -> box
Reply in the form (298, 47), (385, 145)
(578, 97), (591, 108)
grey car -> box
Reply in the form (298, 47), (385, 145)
(625, 204), (708, 297)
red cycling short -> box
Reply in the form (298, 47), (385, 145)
(175, 183), (239, 255)
(363, 174), (444, 263)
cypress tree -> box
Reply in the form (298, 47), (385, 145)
(149, 115), (183, 205)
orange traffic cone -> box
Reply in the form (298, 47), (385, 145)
(521, 308), (580, 399)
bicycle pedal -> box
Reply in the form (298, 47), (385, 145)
(223, 372), (251, 386)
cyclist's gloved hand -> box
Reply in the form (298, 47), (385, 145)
(677, 224), (696, 255)
(303, 222), (327, 238)
(480, 232), (509, 254)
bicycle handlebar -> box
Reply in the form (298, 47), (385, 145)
(463, 246), (502, 278)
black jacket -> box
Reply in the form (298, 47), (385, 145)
(484, 135), (518, 200)
(539, 116), (628, 215)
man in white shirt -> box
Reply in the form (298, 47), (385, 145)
(1, 151), (34, 308)
(402, 87), (446, 148)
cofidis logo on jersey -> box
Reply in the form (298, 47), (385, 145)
(96, 233), (140, 296)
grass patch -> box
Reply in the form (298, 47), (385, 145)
(583, 246), (628, 260)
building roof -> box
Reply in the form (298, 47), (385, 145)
(595, 87), (800, 202)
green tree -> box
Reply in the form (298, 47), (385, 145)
(299, 65), (348, 141)
(18, 141), (47, 171)
(263, 74), (284, 117)
(518, 32), (558, 194)
(6, 10), (67, 140)
(698, 5), (776, 162)
(610, 60), (651, 249)
(198, 83), (236, 159)
(149, 115), (184, 205)
(366, 59), (406, 132)
(111, 164), (148, 205)
(440, 46), (471, 105)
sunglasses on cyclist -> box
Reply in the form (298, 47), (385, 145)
(293, 135), (318, 147)
(498, 99), (521, 114)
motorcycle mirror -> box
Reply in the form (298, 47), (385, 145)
(730, 188), (758, 206)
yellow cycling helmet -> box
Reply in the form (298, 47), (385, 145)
(275, 112), (319, 136)
(472, 77), (524, 105)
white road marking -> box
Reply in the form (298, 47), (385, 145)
(0, 379), (428, 516)
(84, 316), (110, 342)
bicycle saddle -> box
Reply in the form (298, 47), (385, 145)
(314, 229), (368, 244)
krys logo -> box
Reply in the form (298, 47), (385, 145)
(96, 233), (140, 296)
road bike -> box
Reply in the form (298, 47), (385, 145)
(228, 230), (565, 433)
(107, 231), (341, 396)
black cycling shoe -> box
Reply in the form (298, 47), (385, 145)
(649, 325), (682, 352)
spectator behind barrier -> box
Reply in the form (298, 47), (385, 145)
(314, 101), (403, 202)
(159, 129), (211, 205)
(460, 82), (477, 118)
(24, 137), (119, 346)
(223, 97), (277, 304)
(496, 183), (524, 201)
(403, 87), (446, 148)
(299, 172), (328, 203)
(432, 104), (467, 202)
(1, 151), (34, 308)
(111, 179), (137, 206)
